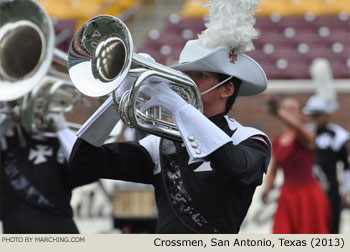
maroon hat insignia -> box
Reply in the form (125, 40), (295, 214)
(229, 50), (237, 63)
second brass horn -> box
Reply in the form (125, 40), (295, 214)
(0, 0), (82, 134)
(68, 15), (202, 141)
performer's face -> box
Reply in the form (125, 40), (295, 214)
(186, 71), (219, 93)
(311, 113), (329, 127)
(280, 97), (302, 120)
(185, 71), (230, 116)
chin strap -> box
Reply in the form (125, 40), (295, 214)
(200, 75), (233, 96)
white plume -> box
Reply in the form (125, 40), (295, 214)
(310, 58), (337, 106)
(198, 0), (259, 53)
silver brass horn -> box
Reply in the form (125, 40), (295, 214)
(68, 15), (203, 141)
(0, 0), (83, 134)
(0, 0), (54, 101)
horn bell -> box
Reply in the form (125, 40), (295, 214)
(0, 0), (54, 101)
(68, 15), (133, 97)
(68, 15), (203, 141)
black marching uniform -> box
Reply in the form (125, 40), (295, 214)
(69, 113), (270, 233)
(314, 123), (350, 234)
(0, 127), (79, 234)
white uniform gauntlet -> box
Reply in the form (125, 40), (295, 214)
(77, 96), (120, 147)
(139, 78), (231, 161)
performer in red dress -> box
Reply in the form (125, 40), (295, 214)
(262, 96), (330, 233)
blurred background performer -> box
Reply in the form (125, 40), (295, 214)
(262, 96), (330, 234)
(0, 0), (79, 233)
(303, 58), (350, 234)
(68, 0), (271, 233)
(0, 112), (79, 234)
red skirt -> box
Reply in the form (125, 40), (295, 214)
(273, 181), (330, 234)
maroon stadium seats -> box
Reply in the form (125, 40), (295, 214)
(139, 14), (349, 79)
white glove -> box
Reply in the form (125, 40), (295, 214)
(47, 113), (67, 131)
(115, 76), (136, 103)
(139, 77), (187, 115)
(56, 127), (77, 160)
(45, 113), (76, 160)
(138, 77), (231, 161)
(115, 53), (156, 103)
(138, 53), (156, 63)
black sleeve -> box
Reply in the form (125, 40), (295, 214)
(209, 137), (270, 186)
(68, 138), (155, 188)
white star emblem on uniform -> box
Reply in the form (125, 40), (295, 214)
(28, 145), (53, 165)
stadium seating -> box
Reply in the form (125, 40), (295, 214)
(36, 0), (138, 28)
(181, 0), (350, 17)
(138, 0), (350, 79)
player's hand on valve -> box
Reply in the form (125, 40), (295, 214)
(115, 53), (156, 103)
(139, 76), (187, 115)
